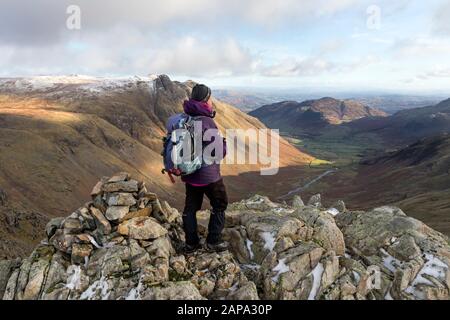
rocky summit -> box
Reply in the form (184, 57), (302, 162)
(0, 174), (449, 300)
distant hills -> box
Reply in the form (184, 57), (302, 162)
(346, 98), (450, 146)
(214, 89), (443, 114)
(213, 89), (273, 113)
(250, 97), (387, 136)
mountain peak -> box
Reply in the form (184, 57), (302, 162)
(250, 97), (387, 134)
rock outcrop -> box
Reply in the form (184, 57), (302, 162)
(0, 173), (256, 300)
(336, 206), (450, 300)
(0, 174), (449, 300)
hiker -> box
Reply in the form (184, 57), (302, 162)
(180, 84), (228, 253)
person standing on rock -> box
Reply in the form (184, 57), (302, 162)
(181, 84), (228, 253)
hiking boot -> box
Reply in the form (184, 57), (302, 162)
(206, 241), (228, 252)
(184, 243), (201, 254)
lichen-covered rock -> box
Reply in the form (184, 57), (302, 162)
(142, 282), (205, 300)
(0, 259), (19, 298)
(23, 258), (50, 300)
(106, 193), (136, 207)
(101, 180), (139, 193)
(118, 217), (167, 240)
(307, 194), (322, 207)
(228, 281), (259, 300)
(108, 172), (130, 183)
(89, 207), (111, 235)
(105, 206), (129, 221)
(120, 207), (152, 222)
(45, 217), (65, 238)
(294, 206), (346, 256)
(336, 206), (450, 300)
(292, 195), (304, 208)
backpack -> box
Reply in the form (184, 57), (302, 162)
(161, 113), (203, 183)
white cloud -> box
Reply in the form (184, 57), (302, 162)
(0, 0), (363, 78)
(432, 1), (450, 35)
(392, 37), (450, 57)
(0, 27), (258, 78)
(0, 0), (446, 92)
(262, 57), (335, 77)
(147, 37), (258, 77)
(261, 54), (379, 77)
(318, 39), (345, 55)
(412, 67), (450, 81)
(0, 0), (360, 46)
(230, 0), (358, 25)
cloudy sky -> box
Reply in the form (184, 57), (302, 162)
(1, 0), (450, 92)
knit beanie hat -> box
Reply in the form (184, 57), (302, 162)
(191, 84), (211, 102)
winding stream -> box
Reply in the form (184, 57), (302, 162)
(278, 169), (337, 200)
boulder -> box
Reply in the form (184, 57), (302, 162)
(333, 200), (346, 213)
(295, 207), (345, 256)
(336, 206), (450, 299)
(120, 207), (152, 222)
(89, 207), (112, 235)
(307, 194), (322, 207)
(90, 180), (104, 197)
(108, 172), (130, 183)
(63, 218), (83, 234)
(118, 217), (168, 240)
(105, 206), (129, 221)
(228, 281), (260, 300)
(0, 260), (19, 298)
(102, 180), (139, 193)
(50, 230), (76, 253)
(170, 255), (187, 275)
(106, 193), (136, 207)
(23, 259), (50, 300)
(71, 244), (93, 265)
(142, 282), (205, 300)
(292, 195), (304, 208)
(45, 217), (65, 238)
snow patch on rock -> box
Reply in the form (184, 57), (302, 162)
(308, 262), (324, 300)
(271, 259), (290, 283)
(246, 239), (255, 260)
(260, 232), (276, 251)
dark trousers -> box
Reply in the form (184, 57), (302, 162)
(182, 179), (228, 245)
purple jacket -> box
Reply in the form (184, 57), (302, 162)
(181, 99), (227, 186)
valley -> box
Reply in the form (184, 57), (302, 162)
(251, 97), (450, 236)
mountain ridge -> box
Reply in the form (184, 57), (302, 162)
(249, 97), (387, 136)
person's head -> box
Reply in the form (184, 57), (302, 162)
(191, 84), (212, 107)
